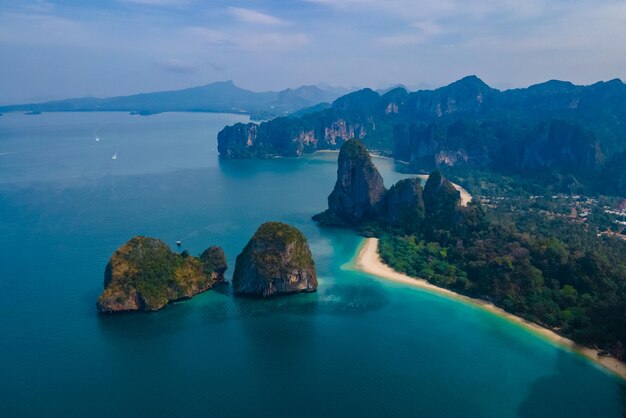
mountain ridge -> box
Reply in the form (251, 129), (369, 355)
(217, 75), (626, 194)
(0, 81), (347, 120)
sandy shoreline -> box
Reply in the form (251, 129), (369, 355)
(354, 237), (626, 381)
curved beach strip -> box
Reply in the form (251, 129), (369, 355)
(354, 237), (626, 381)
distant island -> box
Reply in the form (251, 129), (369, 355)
(97, 237), (227, 313)
(314, 139), (626, 374)
(0, 81), (347, 121)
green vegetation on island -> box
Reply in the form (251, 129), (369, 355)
(316, 139), (626, 360)
(233, 222), (317, 297)
(97, 236), (227, 313)
(378, 194), (626, 355)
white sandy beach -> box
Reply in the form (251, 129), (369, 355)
(354, 237), (626, 381)
(318, 147), (624, 379)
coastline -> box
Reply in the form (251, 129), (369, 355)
(354, 237), (626, 381)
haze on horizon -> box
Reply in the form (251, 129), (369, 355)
(1, 0), (625, 105)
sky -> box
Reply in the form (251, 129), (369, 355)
(0, 0), (625, 104)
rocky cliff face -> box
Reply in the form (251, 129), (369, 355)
(216, 115), (368, 159)
(217, 76), (626, 189)
(400, 121), (495, 169)
(423, 171), (462, 232)
(217, 122), (258, 158)
(313, 142), (466, 235)
(396, 118), (603, 177)
(233, 222), (317, 297)
(313, 139), (386, 225)
(519, 120), (602, 172)
(324, 119), (367, 144)
(601, 151), (626, 197)
(384, 178), (425, 233)
(97, 237), (226, 313)
(382, 87), (408, 115)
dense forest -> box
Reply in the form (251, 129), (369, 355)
(376, 172), (626, 358)
(314, 138), (625, 359)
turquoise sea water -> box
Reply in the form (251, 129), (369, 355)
(0, 112), (624, 417)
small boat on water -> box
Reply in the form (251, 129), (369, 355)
(176, 240), (182, 247)
(112, 152), (117, 160)
(96, 136), (100, 142)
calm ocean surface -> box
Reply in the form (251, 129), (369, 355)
(0, 112), (624, 417)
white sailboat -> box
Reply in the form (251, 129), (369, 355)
(112, 151), (118, 160)
(95, 136), (100, 142)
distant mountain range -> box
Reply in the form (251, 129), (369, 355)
(217, 75), (626, 195)
(0, 81), (351, 120)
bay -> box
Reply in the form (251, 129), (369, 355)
(0, 112), (623, 417)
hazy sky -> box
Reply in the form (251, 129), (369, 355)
(1, 0), (625, 104)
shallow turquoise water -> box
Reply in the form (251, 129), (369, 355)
(0, 112), (624, 417)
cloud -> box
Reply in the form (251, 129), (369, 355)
(2, 0), (626, 103)
(204, 59), (224, 72)
(304, 0), (455, 18)
(376, 20), (442, 46)
(228, 7), (290, 26)
(304, 0), (553, 23)
(118, 0), (194, 6)
(183, 25), (308, 52)
(155, 57), (223, 73)
(238, 32), (309, 50)
(155, 58), (197, 73)
(412, 21), (442, 38)
(184, 27), (232, 46)
(304, 0), (375, 6)
(459, 2), (626, 53)
(375, 34), (424, 46)
(20, 0), (56, 13)
(0, 12), (89, 46)
(187, 29), (308, 52)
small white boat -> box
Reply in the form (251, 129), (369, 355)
(112, 152), (117, 160)
(95, 136), (100, 142)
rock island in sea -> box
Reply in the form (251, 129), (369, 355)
(313, 138), (386, 226)
(233, 222), (317, 297)
(313, 138), (432, 233)
(97, 236), (227, 313)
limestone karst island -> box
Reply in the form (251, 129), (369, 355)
(97, 237), (227, 313)
(233, 222), (317, 297)
(3, 1), (626, 417)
